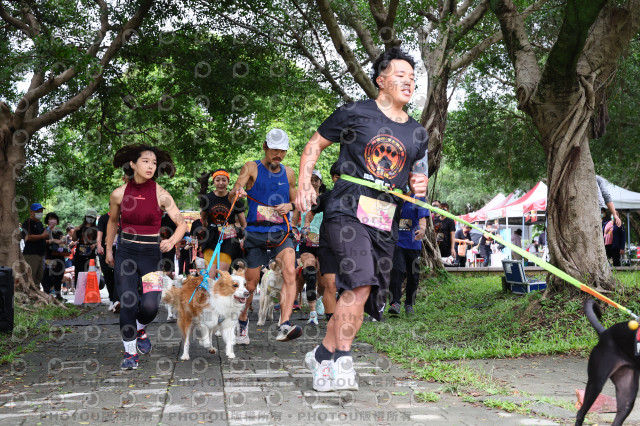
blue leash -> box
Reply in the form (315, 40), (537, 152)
(188, 193), (239, 303)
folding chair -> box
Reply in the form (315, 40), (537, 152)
(501, 259), (546, 294)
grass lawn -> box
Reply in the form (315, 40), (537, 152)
(0, 302), (87, 364)
(358, 270), (640, 394)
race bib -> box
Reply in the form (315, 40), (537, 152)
(141, 271), (163, 293)
(356, 195), (396, 232)
(256, 205), (283, 224)
(399, 219), (412, 232)
(306, 232), (320, 247)
(219, 226), (237, 240)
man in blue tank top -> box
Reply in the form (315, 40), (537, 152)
(229, 129), (302, 343)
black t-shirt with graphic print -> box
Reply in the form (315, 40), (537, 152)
(198, 192), (245, 250)
(317, 99), (429, 239)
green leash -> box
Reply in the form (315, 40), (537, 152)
(340, 175), (639, 320)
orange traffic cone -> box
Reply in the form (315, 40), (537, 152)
(84, 259), (101, 304)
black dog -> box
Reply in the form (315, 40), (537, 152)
(576, 299), (640, 425)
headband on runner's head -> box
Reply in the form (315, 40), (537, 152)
(212, 169), (230, 181)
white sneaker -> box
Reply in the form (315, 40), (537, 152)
(312, 360), (333, 392)
(276, 323), (302, 341)
(330, 356), (358, 391)
(108, 301), (114, 312)
(307, 311), (319, 325)
(112, 301), (120, 313)
(305, 346), (319, 371)
(236, 320), (250, 345)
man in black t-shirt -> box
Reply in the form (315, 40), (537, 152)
(97, 210), (119, 310)
(454, 225), (474, 267)
(160, 212), (178, 277)
(295, 48), (429, 392)
(434, 202), (456, 259)
(22, 203), (48, 289)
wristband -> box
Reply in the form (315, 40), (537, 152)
(290, 202), (295, 211)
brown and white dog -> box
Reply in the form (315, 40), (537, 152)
(256, 261), (284, 326)
(162, 269), (249, 360)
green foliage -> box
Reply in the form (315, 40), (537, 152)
(0, 303), (86, 364)
(16, 28), (339, 210)
(442, 83), (546, 204)
(591, 40), (640, 193)
(358, 272), (640, 364)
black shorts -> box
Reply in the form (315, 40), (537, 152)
(323, 215), (395, 321)
(244, 229), (295, 269)
(220, 238), (243, 261)
(317, 222), (338, 275)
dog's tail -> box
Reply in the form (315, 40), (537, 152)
(162, 287), (181, 308)
(584, 299), (606, 335)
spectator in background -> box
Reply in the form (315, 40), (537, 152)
(160, 212), (178, 278)
(97, 208), (120, 312)
(511, 229), (523, 261)
(454, 225), (474, 267)
(22, 203), (47, 289)
(388, 192), (429, 316)
(538, 226), (547, 247)
(602, 209), (625, 266)
(177, 234), (193, 275)
(433, 202), (456, 259)
(72, 209), (99, 290)
(597, 175), (622, 227)
(42, 212), (67, 301)
(478, 223), (496, 266)
(64, 225), (75, 268)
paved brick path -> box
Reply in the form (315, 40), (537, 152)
(1, 291), (635, 425)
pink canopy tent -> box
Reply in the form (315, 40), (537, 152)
(472, 193), (515, 222)
(487, 181), (547, 219)
(458, 193), (513, 223)
(523, 190), (547, 213)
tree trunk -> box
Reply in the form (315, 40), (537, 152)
(540, 83), (613, 291)
(420, 73), (449, 272)
(0, 126), (59, 305)
(422, 216), (443, 271)
(420, 71), (449, 178)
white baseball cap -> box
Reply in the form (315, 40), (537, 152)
(265, 128), (289, 150)
(312, 169), (322, 180)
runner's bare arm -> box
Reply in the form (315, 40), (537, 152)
(275, 166), (297, 216)
(304, 211), (314, 228)
(157, 186), (187, 252)
(229, 161), (257, 201)
(237, 212), (247, 229)
(296, 132), (333, 212)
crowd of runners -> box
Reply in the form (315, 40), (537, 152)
(62, 47), (430, 391)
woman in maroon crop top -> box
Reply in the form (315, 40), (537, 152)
(104, 144), (187, 370)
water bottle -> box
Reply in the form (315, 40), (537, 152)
(412, 155), (428, 175)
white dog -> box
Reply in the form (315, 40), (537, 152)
(256, 261), (284, 326)
(162, 274), (184, 321)
(162, 268), (249, 360)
